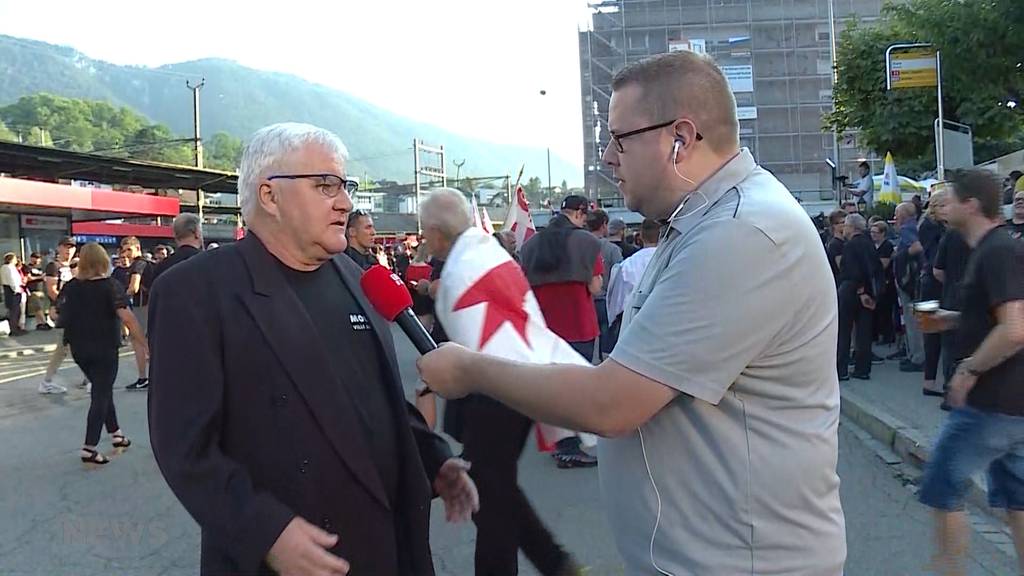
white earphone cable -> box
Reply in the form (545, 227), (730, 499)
(639, 427), (675, 576)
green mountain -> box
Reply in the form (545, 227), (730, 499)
(0, 34), (582, 186)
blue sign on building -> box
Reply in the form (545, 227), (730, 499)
(73, 235), (119, 245)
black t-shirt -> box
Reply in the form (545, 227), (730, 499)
(344, 247), (376, 271)
(957, 227), (1024, 415)
(611, 239), (638, 260)
(1005, 219), (1024, 241)
(59, 277), (127, 358)
(839, 233), (882, 297)
(22, 264), (44, 293)
(111, 266), (131, 293)
(278, 261), (401, 503)
(876, 239), (894, 260)
(428, 260), (448, 344)
(826, 236), (845, 286)
(44, 260), (74, 302)
(934, 230), (972, 310)
(918, 217), (945, 270)
(128, 257), (149, 307)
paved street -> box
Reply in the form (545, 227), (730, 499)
(0, 329), (1017, 575)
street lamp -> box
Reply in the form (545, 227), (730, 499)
(539, 90), (552, 196)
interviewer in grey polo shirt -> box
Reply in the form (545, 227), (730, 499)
(419, 51), (846, 575)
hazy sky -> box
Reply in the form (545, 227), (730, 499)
(0, 0), (593, 165)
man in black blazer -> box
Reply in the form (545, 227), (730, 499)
(148, 122), (477, 576)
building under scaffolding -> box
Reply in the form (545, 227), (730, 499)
(579, 0), (883, 203)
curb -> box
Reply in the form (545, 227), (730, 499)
(0, 344), (58, 359)
(840, 388), (990, 511)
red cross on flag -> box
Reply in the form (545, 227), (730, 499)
(435, 227), (596, 451)
(501, 185), (536, 251)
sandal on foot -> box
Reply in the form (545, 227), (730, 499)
(112, 433), (131, 449)
(80, 448), (109, 465)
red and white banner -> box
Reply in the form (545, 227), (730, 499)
(480, 205), (495, 235)
(501, 185), (536, 251)
(435, 227), (596, 451)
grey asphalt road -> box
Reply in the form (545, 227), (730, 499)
(0, 328), (1016, 575)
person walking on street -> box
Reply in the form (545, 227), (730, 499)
(54, 243), (147, 465)
(519, 194), (603, 468)
(120, 236), (150, 391)
(917, 169), (1024, 576)
(41, 237), (80, 394)
(21, 252), (51, 331)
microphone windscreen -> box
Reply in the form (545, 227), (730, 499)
(360, 264), (414, 322)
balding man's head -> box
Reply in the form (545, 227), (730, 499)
(895, 202), (917, 224)
(611, 51), (739, 155)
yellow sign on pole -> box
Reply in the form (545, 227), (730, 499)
(887, 47), (937, 89)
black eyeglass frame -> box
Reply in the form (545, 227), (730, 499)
(266, 173), (358, 197)
(609, 119), (704, 154)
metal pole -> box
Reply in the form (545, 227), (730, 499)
(827, 0), (840, 198)
(187, 78), (206, 219)
(546, 147), (552, 196)
(413, 139), (421, 232)
(935, 50), (945, 179)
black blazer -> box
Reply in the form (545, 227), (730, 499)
(147, 233), (452, 575)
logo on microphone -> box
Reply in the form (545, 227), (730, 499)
(349, 313), (371, 331)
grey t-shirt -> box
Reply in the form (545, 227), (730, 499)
(601, 149), (846, 575)
(594, 237), (623, 300)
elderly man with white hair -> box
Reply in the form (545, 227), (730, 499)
(418, 188), (584, 576)
(837, 213), (883, 381)
(147, 123), (477, 576)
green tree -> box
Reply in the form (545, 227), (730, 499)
(523, 176), (544, 205)
(204, 131), (244, 171)
(560, 179), (568, 192)
(825, 0), (1024, 174)
(0, 120), (14, 142)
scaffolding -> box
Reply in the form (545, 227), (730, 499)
(579, 0), (884, 203)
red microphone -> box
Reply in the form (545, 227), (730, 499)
(360, 265), (439, 358)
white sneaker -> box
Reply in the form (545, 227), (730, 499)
(38, 381), (67, 394)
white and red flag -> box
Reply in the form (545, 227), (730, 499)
(480, 205), (495, 235)
(501, 185), (536, 251)
(435, 227), (596, 451)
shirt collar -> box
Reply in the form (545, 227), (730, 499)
(667, 148), (756, 235)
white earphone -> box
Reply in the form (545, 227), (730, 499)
(665, 137), (708, 225)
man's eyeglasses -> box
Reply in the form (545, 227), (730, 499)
(267, 174), (358, 198)
(609, 119), (704, 154)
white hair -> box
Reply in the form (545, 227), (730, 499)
(844, 213), (867, 232)
(237, 122), (349, 221)
(420, 188), (473, 240)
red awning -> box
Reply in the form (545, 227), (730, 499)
(0, 177), (179, 221)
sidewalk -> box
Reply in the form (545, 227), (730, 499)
(841, 342), (990, 506)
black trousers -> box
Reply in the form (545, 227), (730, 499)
(4, 290), (22, 331)
(838, 285), (873, 378)
(74, 349), (120, 446)
(941, 329), (960, 387)
(461, 396), (570, 576)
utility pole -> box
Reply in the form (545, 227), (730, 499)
(187, 78), (206, 219)
(454, 159), (466, 190)
(827, 0), (841, 201)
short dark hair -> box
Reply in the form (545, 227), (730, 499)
(586, 208), (609, 232)
(347, 210), (370, 238)
(640, 218), (661, 245)
(1010, 170), (1023, 182)
(829, 209), (847, 225)
(951, 169), (1002, 219)
(859, 161), (870, 171)
(29, 252), (41, 260)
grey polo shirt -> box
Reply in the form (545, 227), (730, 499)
(600, 149), (846, 575)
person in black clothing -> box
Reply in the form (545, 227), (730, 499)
(55, 243), (148, 465)
(418, 188), (582, 576)
(147, 123), (475, 576)
(825, 209), (847, 287)
(870, 220), (897, 344)
(933, 228), (971, 409)
(607, 218), (637, 259)
(919, 192), (948, 394)
(120, 236), (151, 391)
(837, 214), (883, 380)
(917, 169), (1024, 573)
(343, 209), (377, 271)
(150, 213), (204, 286)
(110, 248), (132, 293)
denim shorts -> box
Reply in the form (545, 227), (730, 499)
(919, 406), (1024, 511)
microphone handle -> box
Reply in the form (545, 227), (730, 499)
(394, 308), (438, 355)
